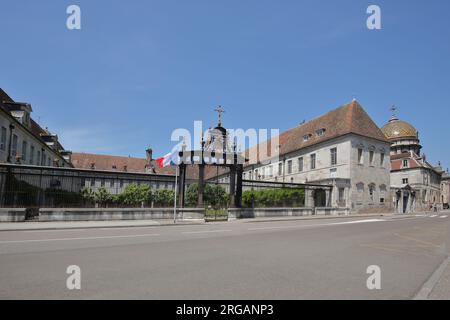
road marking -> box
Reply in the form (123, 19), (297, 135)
(248, 219), (385, 231)
(414, 214), (426, 217)
(430, 215), (438, 218)
(393, 233), (441, 248)
(182, 229), (232, 235)
(0, 233), (160, 244)
(439, 215), (448, 218)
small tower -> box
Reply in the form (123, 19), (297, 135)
(381, 106), (422, 156)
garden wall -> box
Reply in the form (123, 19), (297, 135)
(228, 207), (350, 220)
(38, 208), (205, 222)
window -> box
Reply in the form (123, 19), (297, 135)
(303, 134), (311, 142)
(37, 151), (41, 165)
(48, 157), (51, 166)
(330, 148), (337, 166)
(278, 163), (283, 176)
(358, 148), (363, 164)
(255, 169), (259, 180)
(22, 141), (27, 161)
(0, 127), (6, 151)
(268, 166), (273, 177)
(402, 159), (409, 168)
(402, 178), (409, 184)
(369, 151), (374, 166)
(316, 128), (326, 137)
(11, 134), (18, 157)
(310, 154), (316, 170)
(298, 157), (303, 172)
(379, 185), (386, 204)
(369, 184), (375, 203)
(380, 153), (385, 167)
(91, 179), (95, 187)
(287, 160), (292, 174)
(356, 183), (364, 204)
(30, 145), (35, 164)
(338, 188), (345, 206)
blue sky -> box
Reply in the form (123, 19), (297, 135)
(1, 0), (449, 168)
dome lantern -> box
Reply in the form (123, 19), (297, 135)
(381, 106), (421, 156)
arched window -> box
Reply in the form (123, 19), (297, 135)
(368, 183), (376, 203)
(379, 184), (387, 204)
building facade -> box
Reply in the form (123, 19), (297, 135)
(381, 112), (445, 213)
(236, 101), (391, 212)
(70, 150), (177, 194)
(440, 171), (449, 208)
(0, 88), (72, 168)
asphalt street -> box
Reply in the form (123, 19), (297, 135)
(0, 213), (449, 299)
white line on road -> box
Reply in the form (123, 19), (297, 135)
(439, 215), (448, 218)
(248, 219), (385, 231)
(430, 215), (438, 218)
(182, 229), (233, 235)
(0, 233), (160, 244)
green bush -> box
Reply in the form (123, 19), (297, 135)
(185, 183), (229, 208)
(242, 188), (305, 208)
(152, 189), (175, 207)
(116, 183), (151, 207)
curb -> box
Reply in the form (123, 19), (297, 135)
(0, 220), (205, 232)
(413, 256), (450, 300)
(238, 213), (390, 223)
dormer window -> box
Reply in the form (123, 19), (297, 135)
(316, 128), (326, 136)
(303, 134), (312, 142)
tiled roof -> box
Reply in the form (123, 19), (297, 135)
(390, 151), (438, 172)
(71, 152), (175, 175)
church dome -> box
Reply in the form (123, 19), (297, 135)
(381, 118), (418, 141)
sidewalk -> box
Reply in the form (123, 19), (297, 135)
(0, 212), (394, 232)
(0, 219), (204, 232)
(429, 257), (450, 300)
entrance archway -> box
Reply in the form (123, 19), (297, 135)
(314, 189), (326, 207)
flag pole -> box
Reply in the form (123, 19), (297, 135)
(173, 164), (178, 224)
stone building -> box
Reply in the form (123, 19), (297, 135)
(70, 150), (177, 194)
(440, 170), (449, 209)
(232, 100), (392, 212)
(381, 112), (444, 213)
(0, 88), (72, 167)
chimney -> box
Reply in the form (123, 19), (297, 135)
(146, 147), (153, 165)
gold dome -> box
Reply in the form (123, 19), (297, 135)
(381, 118), (418, 140)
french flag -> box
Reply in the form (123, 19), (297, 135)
(156, 151), (179, 168)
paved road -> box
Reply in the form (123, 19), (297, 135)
(0, 213), (449, 299)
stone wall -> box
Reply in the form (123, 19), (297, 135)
(228, 207), (350, 220)
(0, 208), (27, 222)
(38, 208), (205, 222)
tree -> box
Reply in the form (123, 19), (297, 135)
(117, 183), (151, 207)
(185, 183), (229, 208)
(94, 187), (113, 207)
(153, 189), (175, 207)
(80, 187), (95, 206)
